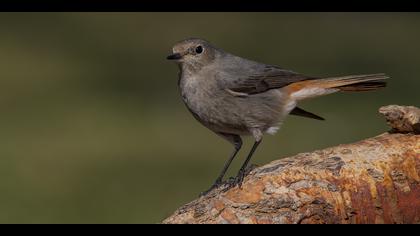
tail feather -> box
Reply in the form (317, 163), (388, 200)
(322, 73), (388, 92)
(336, 80), (387, 91)
(287, 73), (388, 101)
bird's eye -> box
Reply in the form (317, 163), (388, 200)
(195, 46), (203, 54)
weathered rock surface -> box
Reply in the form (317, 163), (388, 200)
(379, 105), (420, 134)
(163, 105), (420, 224)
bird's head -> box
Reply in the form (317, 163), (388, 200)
(167, 38), (218, 71)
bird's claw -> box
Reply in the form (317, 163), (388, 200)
(199, 181), (223, 197)
(200, 165), (257, 196)
(228, 170), (246, 189)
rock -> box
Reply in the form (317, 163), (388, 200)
(163, 105), (420, 224)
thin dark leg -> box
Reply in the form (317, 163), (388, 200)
(213, 146), (241, 185)
(200, 135), (242, 196)
(231, 140), (262, 188)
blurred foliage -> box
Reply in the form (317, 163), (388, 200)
(0, 12), (419, 223)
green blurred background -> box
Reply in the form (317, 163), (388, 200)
(0, 12), (418, 223)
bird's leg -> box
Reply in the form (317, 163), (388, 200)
(200, 147), (240, 196)
(199, 134), (242, 197)
(230, 139), (262, 189)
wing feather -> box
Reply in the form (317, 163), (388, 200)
(227, 65), (318, 95)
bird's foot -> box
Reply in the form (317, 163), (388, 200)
(226, 164), (258, 191)
(200, 164), (259, 196)
(228, 170), (246, 189)
(199, 180), (224, 197)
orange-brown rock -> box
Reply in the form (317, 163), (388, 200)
(163, 105), (420, 224)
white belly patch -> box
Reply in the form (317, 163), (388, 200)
(266, 126), (280, 135)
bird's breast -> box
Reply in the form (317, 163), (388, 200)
(180, 76), (216, 112)
(179, 74), (233, 126)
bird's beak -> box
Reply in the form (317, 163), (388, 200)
(166, 53), (183, 60)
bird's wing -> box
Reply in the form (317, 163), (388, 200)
(227, 65), (319, 95)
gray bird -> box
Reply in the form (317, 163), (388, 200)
(167, 38), (387, 195)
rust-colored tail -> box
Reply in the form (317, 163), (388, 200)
(286, 73), (388, 120)
(287, 73), (388, 101)
(321, 73), (388, 92)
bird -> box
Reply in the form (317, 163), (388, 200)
(166, 38), (388, 196)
